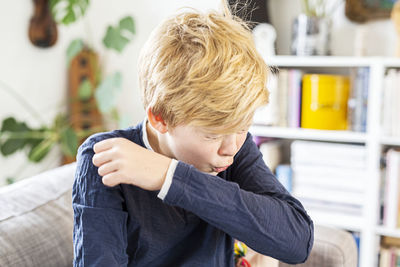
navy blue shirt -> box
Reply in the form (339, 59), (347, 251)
(72, 121), (314, 266)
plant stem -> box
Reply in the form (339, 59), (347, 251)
(2, 131), (55, 140)
(0, 80), (45, 125)
(301, 0), (311, 16)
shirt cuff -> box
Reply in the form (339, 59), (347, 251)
(157, 159), (179, 200)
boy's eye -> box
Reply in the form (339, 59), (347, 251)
(205, 135), (222, 141)
(237, 128), (249, 134)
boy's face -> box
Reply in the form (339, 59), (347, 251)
(164, 124), (249, 175)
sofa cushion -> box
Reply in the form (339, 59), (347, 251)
(279, 225), (358, 267)
(0, 162), (76, 267)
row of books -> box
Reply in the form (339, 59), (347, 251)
(380, 149), (400, 229)
(253, 69), (302, 128)
(379, 236), (400, 267)
(253, 67), (369, 132)
(258, 139), (368, 216)
(380, 247), (400, 267)
(290, 140), (367, 216)
(382, 69), (400, 137)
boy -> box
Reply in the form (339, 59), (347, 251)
(72, 2), (314, 266)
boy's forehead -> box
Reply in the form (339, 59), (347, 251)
(185, 121), (252, 135)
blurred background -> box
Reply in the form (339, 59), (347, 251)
(1, 1), (400, 266)
(1, 0), (397, 185)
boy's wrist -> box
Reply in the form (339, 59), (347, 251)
(153, 154), (172, 190)
(158, 159), (179, 199)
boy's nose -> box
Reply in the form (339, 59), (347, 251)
(218, 134), (237, 157)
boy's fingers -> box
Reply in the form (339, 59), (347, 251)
(97, 160), (119, 176)
(92, 150), (113, 167)
(93, 138), (115, 153)
(102, 172), (121, 187)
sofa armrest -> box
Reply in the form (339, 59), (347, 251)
(279, 225), (358, 267)
(0, 162), (76, 267)
(245, 225), (358, 267)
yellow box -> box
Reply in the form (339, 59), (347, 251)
(301, 74), (350, 130)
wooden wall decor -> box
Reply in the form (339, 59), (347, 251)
(345, 0), (396, 23)
(29, 0), (58, 47)
(63, 48), (105, 164)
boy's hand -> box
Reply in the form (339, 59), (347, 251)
(92, 137), (172, 190)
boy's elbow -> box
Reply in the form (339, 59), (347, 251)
(287, 219), (314, 264)
(255, 218), (314, 264)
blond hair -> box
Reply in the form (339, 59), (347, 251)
(138, 0), (269, 134)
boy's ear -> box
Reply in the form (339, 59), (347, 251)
(147, 108), (168, 134)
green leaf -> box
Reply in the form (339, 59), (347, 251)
(1, 117), (17, 132)
(119, 16), (135, 35)
(54, 113), (68, 130)
(110, 108), (120, 121)
(60, 127), (78, 157)
(1, 117), (30, 133)
(94, 72), (122, 113)
(50, 0), (90, 25)
(0, 117), (32, 156)
(6, 177), (16, 185)
(28, 138), (55, 162)
(78, 79), (93, 101)
(66, 39), (84, 67)
(103, 27), (129, 53)
(1, 117), (16, 132)
(62, 10), (76, 24)
(102, 16), (135, 53)
(1, 139), (26, 156)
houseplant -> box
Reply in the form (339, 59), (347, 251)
(0, 0), (135, 184)
(291, 0), (343, 55)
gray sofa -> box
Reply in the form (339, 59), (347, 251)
(0, 162), (358, 267)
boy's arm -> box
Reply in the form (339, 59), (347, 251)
(73, 139), (129, 266)
(91, 134), (313, 264)
(161, 134), (314, 265)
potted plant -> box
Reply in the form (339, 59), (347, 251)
(291, 0), (343, 56)
(0, 0), (135, 184)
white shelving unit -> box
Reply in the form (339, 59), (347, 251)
(249, 55), (400, 267)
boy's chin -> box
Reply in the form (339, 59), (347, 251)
(199, 168), (218, 176)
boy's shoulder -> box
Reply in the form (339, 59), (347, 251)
(78, 121), (144, 155)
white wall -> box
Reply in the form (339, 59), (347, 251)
(0, 0), (398, 184)
(0, 0), (218, 184)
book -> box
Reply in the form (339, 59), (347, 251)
(383, 149), (400, 228)
(382, 69), (400, 137)
(278, 69), (289, 127)
(253, 72), (279, 126)
(275, 164), (292, 193)
(298, 198), (362, 215)
(293, 171), (365, 192)
(291, 140), (366, 169)
(349, 67), (369, 132)
(288, 69), (303, 128)
(379, 247), (390, 267)
(291, 140), (366, 160)
(259, 140), (282, 173)
(382, 70), (395, 136)
(293, 184), (364, 206)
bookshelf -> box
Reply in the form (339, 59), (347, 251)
(249, 55), (400, 267)
(250, 126), (367, 143)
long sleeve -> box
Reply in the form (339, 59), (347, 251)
(162, 133), (314, 264)
(72, 137), (129, 267)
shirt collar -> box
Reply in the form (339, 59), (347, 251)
(141, 118), (154, 151)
